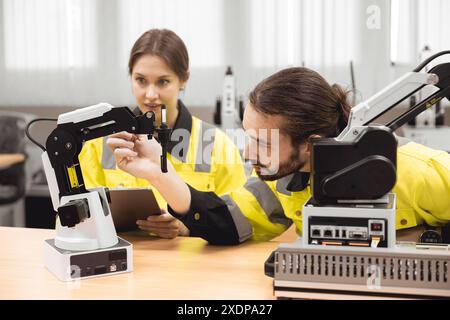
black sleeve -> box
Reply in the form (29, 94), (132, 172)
(168, 185), (241, 245)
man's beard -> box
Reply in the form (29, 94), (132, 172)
(254, 148), (307, 181)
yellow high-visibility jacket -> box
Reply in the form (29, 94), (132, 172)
(174, 140), (450, 244)
(79, 101), (247, 208)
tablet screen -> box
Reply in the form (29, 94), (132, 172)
(108, 188), (160, 232)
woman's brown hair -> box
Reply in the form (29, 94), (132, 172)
(249, 67), (351, 146)
(128, 28), (189, 82)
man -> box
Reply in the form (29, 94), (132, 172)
(110, 67), (450, 244)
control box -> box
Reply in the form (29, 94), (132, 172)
(43, 236), (132, 281)
(302, 193), (396, 248)
(270, 239), (450, 299)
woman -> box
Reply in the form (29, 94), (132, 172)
(79, 29), (247, 239)
(106, 67), (450, 244)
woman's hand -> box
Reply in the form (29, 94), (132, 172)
(136, 209), (190, 239)
(106, 131), (166, 182)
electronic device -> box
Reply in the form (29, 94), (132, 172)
(44, 237), (133, 281)
(109, 188), (160, 232)
(26, 103), (171, 281)
(303, 194), (396, 248)
(214, 66), (245, 130)
(266, 240), (450, 299)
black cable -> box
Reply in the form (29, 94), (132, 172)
(413, 50), (450, 72)
(25, 118), (57, 151)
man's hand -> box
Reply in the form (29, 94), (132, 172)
(106, 131), (192, 217)
(107, 131), (167, 182)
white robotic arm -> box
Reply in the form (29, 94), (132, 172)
(339, 71), (437, 140)
(43, 103), (117, 213)
(312, 50), (450, 204)
(28, 103), (172, 251)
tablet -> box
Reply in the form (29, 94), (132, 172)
(108, 188), (161, 232)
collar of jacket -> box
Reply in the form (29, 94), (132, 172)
(286, 171), (310, 192)
(132, 100), (192, 156)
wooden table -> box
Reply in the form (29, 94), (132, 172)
(1, 225), (425, 300)
(0, 227), (282, 300)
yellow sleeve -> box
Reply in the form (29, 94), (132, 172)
(212, 132), (247, 196)
(414, 151), (450, 225)
(79, 139), (106, 189)
(227, 176), (289, 241)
